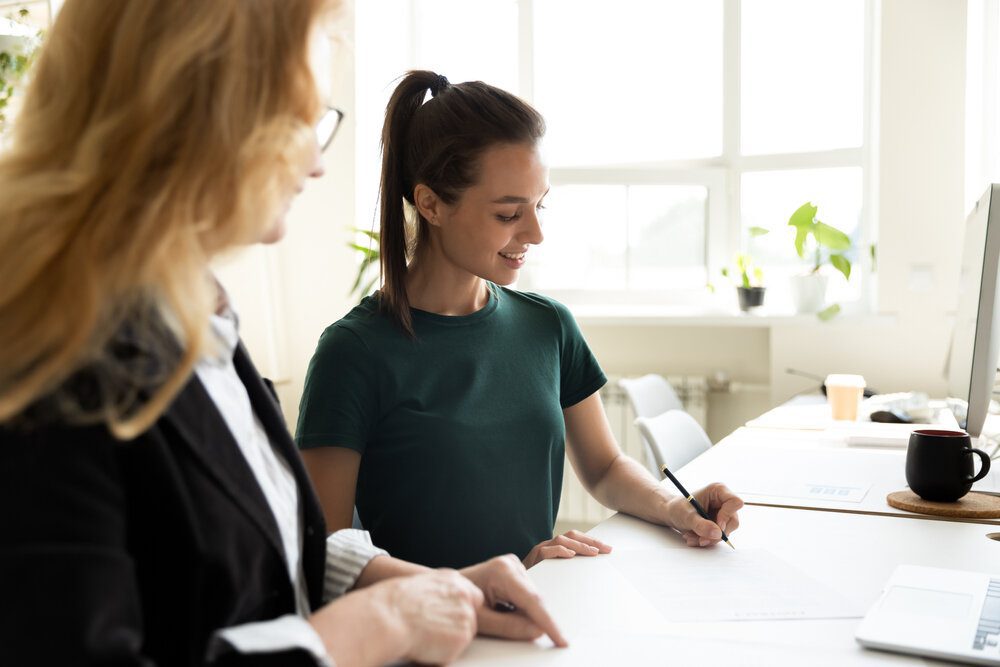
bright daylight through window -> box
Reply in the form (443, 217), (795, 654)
(355, 0), (872, 314)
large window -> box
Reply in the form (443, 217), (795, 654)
(967, 0), (1000, 211)
(356, 0), (874, 311)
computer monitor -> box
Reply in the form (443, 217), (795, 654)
(946, 184), (1000, 438)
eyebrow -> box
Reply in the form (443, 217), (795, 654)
(491, 188), (550, 204)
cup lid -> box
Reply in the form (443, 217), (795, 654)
(825, 373), (866, 387)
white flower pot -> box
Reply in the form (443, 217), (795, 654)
(790, 274), (829, 314)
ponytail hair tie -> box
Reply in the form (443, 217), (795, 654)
(430, 74), (450, 97)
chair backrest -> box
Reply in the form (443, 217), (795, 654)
(634, 409), (712, 474)
(618, 374), (683, 420)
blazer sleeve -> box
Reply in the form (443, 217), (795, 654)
(0, 421), (324, 667)
(0, 420), (152, 665)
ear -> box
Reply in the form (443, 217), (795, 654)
(413, 183), (444, 227)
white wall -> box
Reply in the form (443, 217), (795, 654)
(227, 0), (970, 442)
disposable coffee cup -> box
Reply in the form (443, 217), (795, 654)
(825, 374), (866, 421)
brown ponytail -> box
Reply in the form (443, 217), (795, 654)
(378, 70), (545, 336)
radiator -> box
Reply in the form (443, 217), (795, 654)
(556, 375), (708, 527)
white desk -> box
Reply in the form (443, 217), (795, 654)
(675, 428), (1000, 524)
(458, 504), (1000, 665)
(455, 401), (1000, 665)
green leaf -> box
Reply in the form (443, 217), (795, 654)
(752, 267), (764, 285)
(348, 242), (379, 259)
(793, 225), (809, 259)
(813, 222), (851, 250)
(788, 202), (817, 229)
(706, 282), (716, 293)
(748, 226), (769, 237)
(352, 252), (376, 283)
(829, 253), (852, 281)
(720, 267), (729, 278)
(349, 256), (376, 293)
(354, 228), (380, 242)
(817, 303), (841, 321)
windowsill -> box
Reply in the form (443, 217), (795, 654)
(570, 303), (897, 327)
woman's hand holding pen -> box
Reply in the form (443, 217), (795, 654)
(460, 554), (569, 647)
(666, 482), (744, 548)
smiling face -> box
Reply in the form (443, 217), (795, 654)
(416, 142), (549, 286)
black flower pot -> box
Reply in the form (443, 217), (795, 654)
(737, 286), (766, 312)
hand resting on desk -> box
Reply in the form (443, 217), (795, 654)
(522, 529), (613, 568)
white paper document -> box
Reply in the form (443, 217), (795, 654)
(731, 479), (870, 503)
(677, 441), (904, 512)
(609, 548), (863, 622)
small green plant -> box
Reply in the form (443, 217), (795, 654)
(787, 202), (854, 320)
(719, 226), (770, 288)
(0, 9), (40, 132)
(348, 228), (380, 299)
(787, 201), (852, 281)
(721, 252), (761, 288)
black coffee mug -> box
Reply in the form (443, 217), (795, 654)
(905, 429), (992, 502)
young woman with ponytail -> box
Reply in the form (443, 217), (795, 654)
(297, 71), (744, 571)
(0, 6), (565, 665)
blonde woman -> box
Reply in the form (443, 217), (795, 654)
(0, 2), (564, 665)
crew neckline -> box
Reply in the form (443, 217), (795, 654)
(409, 283), (500, 326)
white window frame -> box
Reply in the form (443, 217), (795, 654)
(366, 0), (878, 310)
(512, 0), (878, 310)
(967, 0), (1000, 210)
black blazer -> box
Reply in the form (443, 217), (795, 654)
(0, 343), (329, 666)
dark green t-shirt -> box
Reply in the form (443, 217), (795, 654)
(295, 285), (606, 568)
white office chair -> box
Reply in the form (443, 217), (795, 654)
(618, 374), (686, 474)
(634, 409), (713, 474)
(618, 374), (683, 419)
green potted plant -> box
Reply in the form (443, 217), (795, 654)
(348, 228), (380, 299)
(720, 226), (769, 312)
(787, 201), (852, 319)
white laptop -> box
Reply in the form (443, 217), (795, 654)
(856, 565), (1000, 664)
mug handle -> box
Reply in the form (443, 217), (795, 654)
(965, 447), (992, 483)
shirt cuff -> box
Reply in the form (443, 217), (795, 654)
(208, 614), (334, 666)
(324, 528), (389, 602)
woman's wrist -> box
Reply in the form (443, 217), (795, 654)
(378, 579), (419, 659)
(658, 492), (685, 530)
(309, 583), (412, 667)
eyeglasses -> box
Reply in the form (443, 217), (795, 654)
(316, 106), (344, 152)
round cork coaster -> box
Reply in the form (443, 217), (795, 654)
(886, 490), (1000, 519)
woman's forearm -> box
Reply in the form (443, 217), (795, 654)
(353, 555), (430, 590)
(590, 454), (677, 527)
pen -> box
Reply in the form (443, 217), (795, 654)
(660, 464), (735, 550)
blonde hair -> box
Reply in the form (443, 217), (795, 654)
(0, 0), (332, 439)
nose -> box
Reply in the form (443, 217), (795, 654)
(519, 209), (544, 245)
(308, 141), (325, 179)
